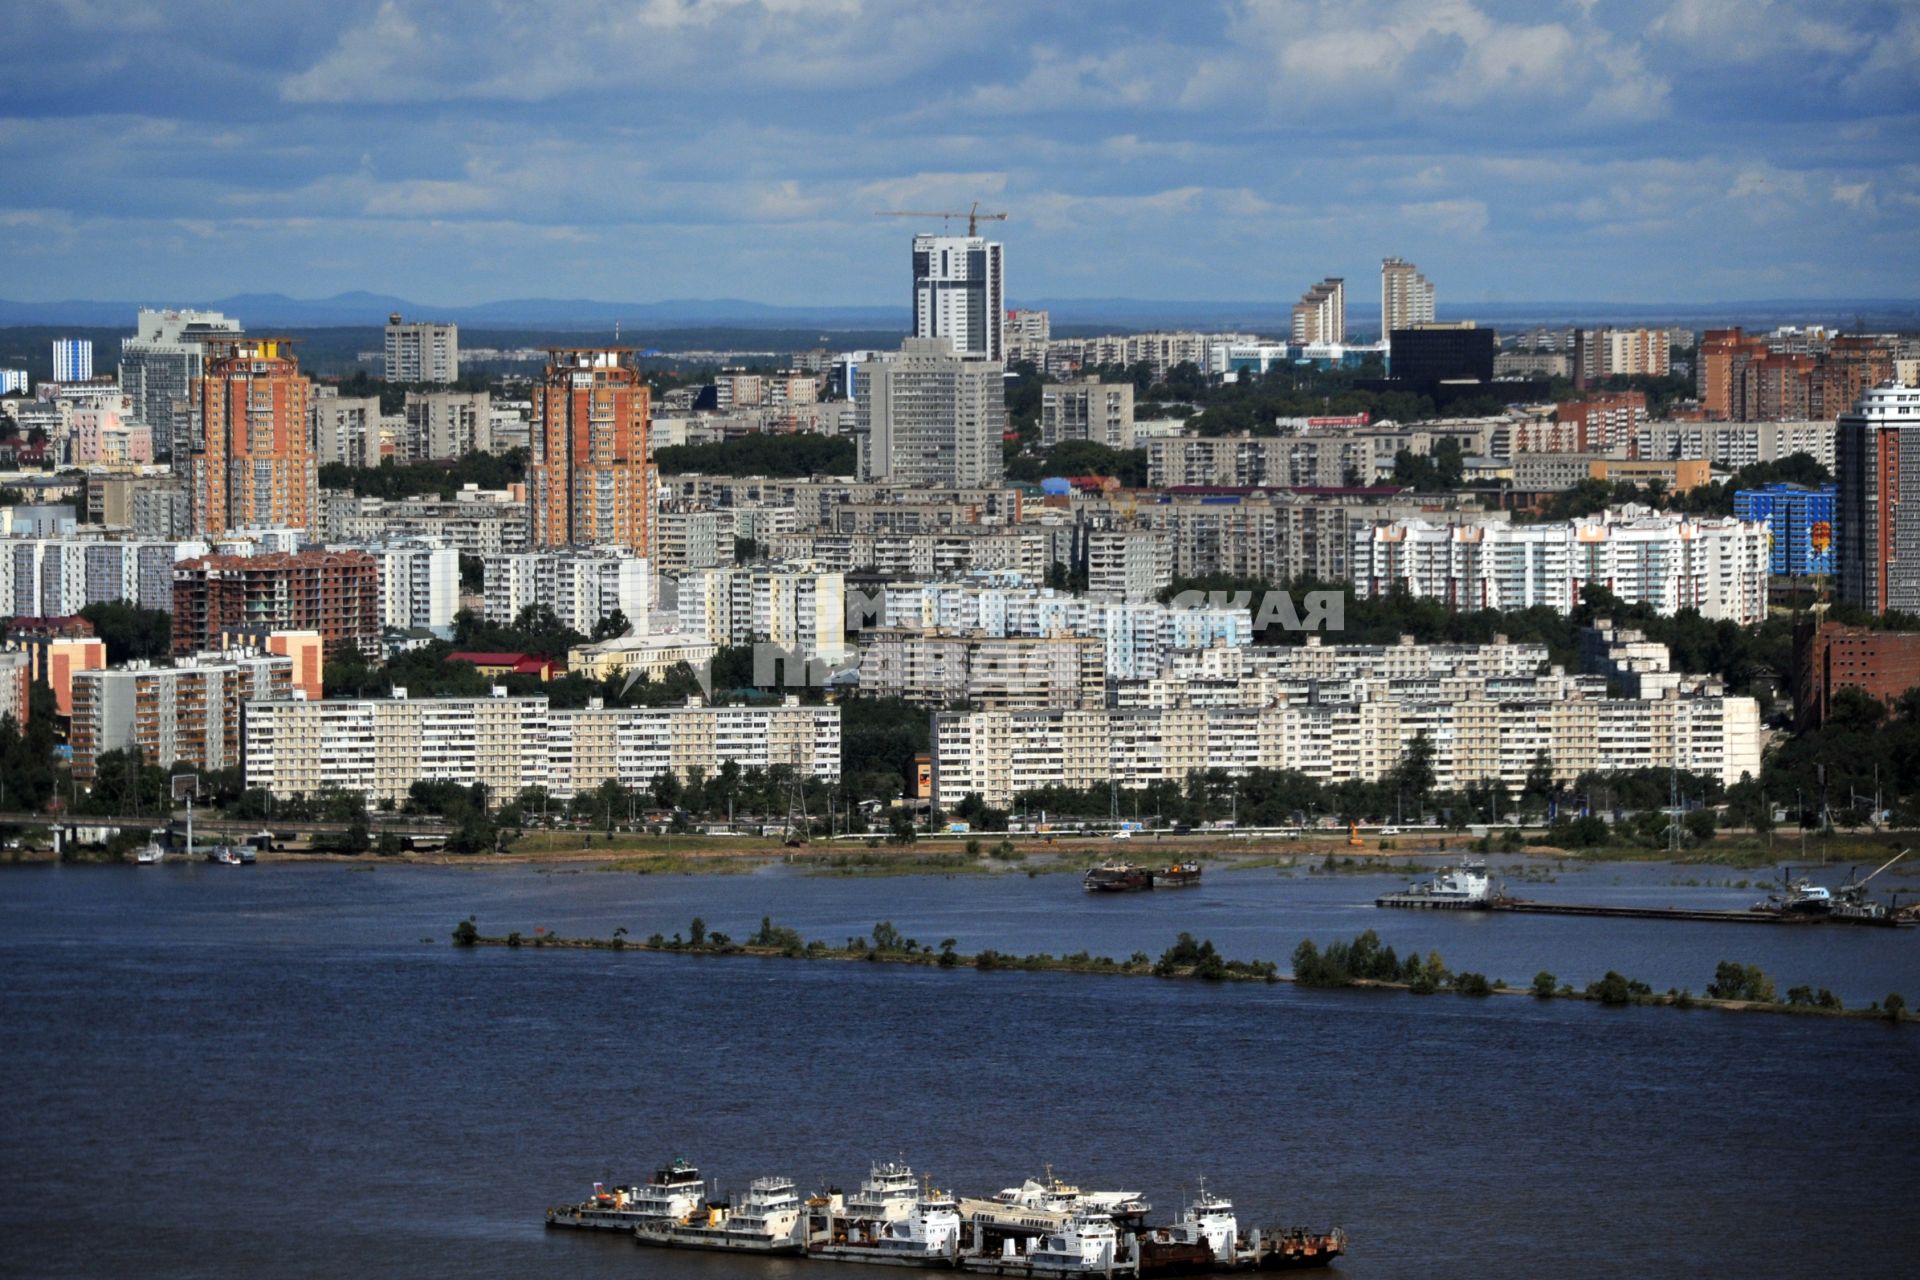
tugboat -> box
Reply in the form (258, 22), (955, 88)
(547, 1158), (706, 1232)
(206, 845), (246, 866)
(1752, 869), (1833, 917)
(1083, 861), (1152, 892)
(633, 1175), (806, 1253)
(1824, 849), (1911, 926)
(813, 1182), (964, 1267)
(1375, 859), (1495, 909)
(1151, 861), (1202, 889)
(843, 1160), (922, 1227)
(1138, 1182), (1237, 1275)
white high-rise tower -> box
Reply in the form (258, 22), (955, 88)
(912, 234), (1004, 363)
(1380, 258), (1436, 342)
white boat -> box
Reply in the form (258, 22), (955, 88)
(1139, 1182), (1238, 1267)
(134, 842), (167, 865)
(814, 1185), (964, 1267)
(206, 846), (245, 866)
(1376, 859), (1495, 909)
(844, 1160), (921, 1225)
(963, 1205), (1131, 1276)
(634, 1175), (806, 1253)
(991, 1173), (1147, 1220)
(547, 1159), (706, 1232)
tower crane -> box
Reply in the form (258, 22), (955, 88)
(874, 201), (1009, 237)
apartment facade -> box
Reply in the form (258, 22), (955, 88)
(1292, 278), (1346, 345)
(1836, 383), (1920, 614)
(1380, 258), (1435, 339)
(404, 389), (493, 461)
(70, 651), (292, 781)
(482, 548), (650, 635)
(528, 348), (654, 556)
(243, 693), (839, 803)
(1353, 509), (1771, 623)
(171, 550), (382, 658)
(932, 686), (1761, 808)
(911, 234), (1004, 363)
(384, 315), (459, 384)
(189, 337), (317, 537)
(856, 628), (1104, 709)
(857, 338), (1006, 487)
(1040, 380), (1135, 449)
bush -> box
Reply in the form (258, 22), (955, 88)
(1706, 961), (1776, 1003)
(1531, 970), (1557, 998)
(1886, 992), (1907, 1021)
(451, 918), (478, 946)
(506, 931), (523, 948)
(1589, 974), (1635, 1005)
(1454, 972), (1492, 997)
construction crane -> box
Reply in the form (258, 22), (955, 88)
(874, 201), (1009, 237)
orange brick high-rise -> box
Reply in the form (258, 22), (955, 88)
(190, 337), (316, 536)
(529, 348), (654, 556)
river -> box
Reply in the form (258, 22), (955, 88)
(2, 857), (1916, 1278)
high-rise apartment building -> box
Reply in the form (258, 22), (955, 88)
(1291, 278), (1345, 345)
(188, 337), (316, 537)
(51, 338), (93, 383)
(171, 550), (381, 658)
(856, 337), (1005, 487)
(384, 314), (459, 383)
(118, 308), (243, 458)
(1837, 383), (1920, 614)
(1040, 380), (1135, 449)
(912, 234), (1005, 363)
(1574, 328), (1672, 384)
(311, 387), (384, 468)
(1380, 258), (1435, 341)
(1006, 308), (1050, 365)
(69, 651), (291, 782)
(528, 348), (654, 556)
(404, 389), (493, 461)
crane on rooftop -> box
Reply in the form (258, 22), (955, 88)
(874, 201), (1009, 237)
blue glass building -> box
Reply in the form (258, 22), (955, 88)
(1733, 482), (1836, 576)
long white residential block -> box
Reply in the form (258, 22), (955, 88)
(242, 692), (839, 804)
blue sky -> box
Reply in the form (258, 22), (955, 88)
(2, 0), (1917, 307)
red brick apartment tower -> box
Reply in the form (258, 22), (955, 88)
(190, 337), (316, 536)
(171, 551), (381, 659)
(529, 348), (654, 556)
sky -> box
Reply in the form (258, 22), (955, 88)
(2, 0), (1918, 309)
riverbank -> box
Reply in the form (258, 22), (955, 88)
(448, 917), (1914, 1026)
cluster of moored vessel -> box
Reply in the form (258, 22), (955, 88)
(1083, 860), (1203, 892)
(1374, 853), (1917, 927)
(548, 1159), (1345, 1274)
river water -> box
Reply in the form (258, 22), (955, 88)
(3, 857), (1917, 1278)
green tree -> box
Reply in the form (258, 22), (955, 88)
(78, 602), (172, 663)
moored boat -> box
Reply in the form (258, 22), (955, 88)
(1151, 861), (1202, 889)
(547, 1158), (706, 1232)
(1083, 861), (1152, 892)
(1375, 860), (1494, 909)
(813, 1184), (964, 1268)
(634, 1175), (806, 1253)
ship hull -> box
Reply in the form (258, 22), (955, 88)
(1375, 894), (1488, 910)
(634, 1229), (805, 1254)
(813, 1244), (961, 1268)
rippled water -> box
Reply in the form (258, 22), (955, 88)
(2, 859), (1916, 1279)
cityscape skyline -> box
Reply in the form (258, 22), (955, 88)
(3, 1), (1917, 308)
